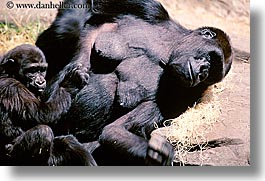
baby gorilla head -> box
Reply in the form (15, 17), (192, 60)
(167, 27), (233, 87)
(0, 44), (48, 95)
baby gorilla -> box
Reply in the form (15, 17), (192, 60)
(0, 44), (47, 95)
(0, 44), (95, 165)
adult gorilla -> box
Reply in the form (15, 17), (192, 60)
(36, 0), (233, 165)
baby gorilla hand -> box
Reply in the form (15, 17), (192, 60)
(61, 63), (89, 89)
(71, 63), (90, 88)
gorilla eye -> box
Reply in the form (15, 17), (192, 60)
(200, 29), (216, 39)
(198, 57), (206, 61)
(26, 72), (35, 79)
(24, 67), (36, 74)
(39, 67), (47, 73)
(196, 53), (210, 62)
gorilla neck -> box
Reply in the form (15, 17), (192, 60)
(157, 71), (208, 119)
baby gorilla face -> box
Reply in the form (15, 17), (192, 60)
(0, 44), (48, 95)
(20, 62), (48, 94)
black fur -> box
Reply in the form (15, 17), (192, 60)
(0, 44), (92, 165)
(35, 0), (171, 80)
(55, 73), (118, 143)
(36, 0), (233, 165)
(90, 0), (170, 24)
(36, 0), (91, 80)
(48, 135), (97, 166)
(7, 125), (54, 165)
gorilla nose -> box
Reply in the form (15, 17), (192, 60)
(35, 79), (46, 88)
(198, 62), (210, 81)
(188, 57), (210, 86)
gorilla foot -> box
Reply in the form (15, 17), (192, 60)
(146, 134), (174, 166)
(7, 125), (54, 165)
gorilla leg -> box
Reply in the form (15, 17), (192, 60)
(7, 125), (54, 166)
(97, 101), (174, 165)
(48, 135), (97, 166)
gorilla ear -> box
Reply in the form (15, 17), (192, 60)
(0, 59), (15, 74)
(200, 29), (216, 39)
(1, 58), (15, 66)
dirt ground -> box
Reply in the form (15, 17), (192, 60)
(0, 0), (250, 166)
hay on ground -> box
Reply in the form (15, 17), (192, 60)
(152, 79), (230, 165)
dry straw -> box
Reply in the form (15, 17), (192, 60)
(152, 75), (232, 165)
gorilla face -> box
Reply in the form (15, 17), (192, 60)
(167, 27), (233, 87)
(0, 44), (48, 95)
(20, 62), (48, 94)
(167, 52), (211, 87)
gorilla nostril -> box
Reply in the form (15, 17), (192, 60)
(36, 80), (46, 87)
(200, 61), (210, 73)
(200, 65), (209, 72)
(199, 69), (209, 81)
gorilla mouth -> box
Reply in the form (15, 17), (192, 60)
(29, 84), (46, 94)
(38, 87), (45, 92)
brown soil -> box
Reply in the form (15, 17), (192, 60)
(0, 0), (250, 166)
